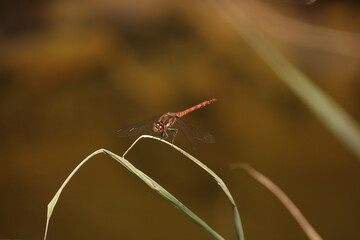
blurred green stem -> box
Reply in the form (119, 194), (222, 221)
(217, 0), (360, 160)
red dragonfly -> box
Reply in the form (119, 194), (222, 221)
(117, 98), (217, 148)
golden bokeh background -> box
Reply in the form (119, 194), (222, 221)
(1, 0), (359, 239)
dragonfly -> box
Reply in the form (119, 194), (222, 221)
(117, 98), (217, 148)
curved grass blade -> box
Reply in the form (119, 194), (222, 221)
(44, 148), (224, 240)
(44, 149), (104, 240)
(123, 135), (244, 240)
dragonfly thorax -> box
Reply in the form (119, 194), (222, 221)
(152, 112), (177, 134)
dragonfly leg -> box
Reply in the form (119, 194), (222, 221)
(167, 128), (178, 143)
(161, 130), (169, 139)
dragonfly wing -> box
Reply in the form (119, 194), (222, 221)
(116, 116), (159, 137)
(193, 129), (215, 143)
(175, 119), (196, 149)
(176, 118), (215, 144)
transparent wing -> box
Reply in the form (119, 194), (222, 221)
(173, 119), (196, 149)
(175, 118), (215, 144)
(116, 116), (160, 137)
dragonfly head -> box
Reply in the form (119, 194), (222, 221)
(152, 121), (164, 133)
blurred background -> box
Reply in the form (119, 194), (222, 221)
(1, 0), (359, 239)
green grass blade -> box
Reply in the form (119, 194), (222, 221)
(44, 149), (104, 240)
(124, 135), (245, 240)
(104, 149), (225, 239)
(44, 146), (225, 240)
(217, 0), (360, 160)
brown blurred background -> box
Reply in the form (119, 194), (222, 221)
(1, 0), (359, 239)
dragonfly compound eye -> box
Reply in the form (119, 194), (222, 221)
(152, 121), (164, 133)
